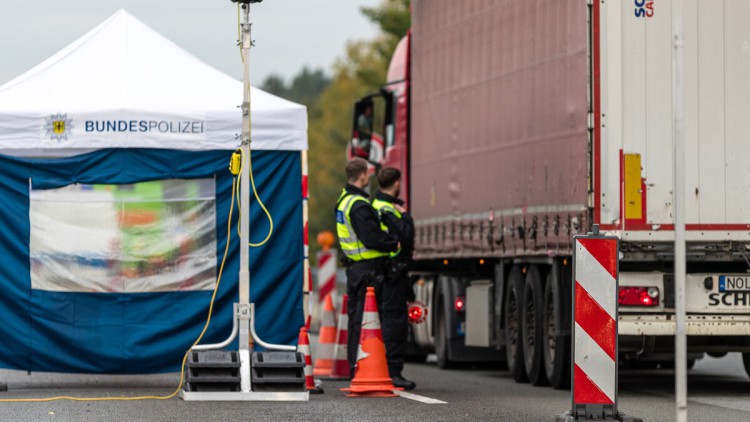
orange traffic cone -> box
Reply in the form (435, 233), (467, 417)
(313, 294), (337, 377)
(341, 287), (402, 397)
(298, 327), (324, 394)
(329, 294), (350, 379)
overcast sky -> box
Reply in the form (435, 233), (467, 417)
(0, 0), (381, 87)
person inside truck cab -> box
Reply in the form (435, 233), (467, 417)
(356, 102), (374, 156)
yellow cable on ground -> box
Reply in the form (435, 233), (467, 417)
(0, 176), (240, 403)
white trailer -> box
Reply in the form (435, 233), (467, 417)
(598, 1), (750, 344)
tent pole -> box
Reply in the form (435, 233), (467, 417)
(238, 2), (252, 393)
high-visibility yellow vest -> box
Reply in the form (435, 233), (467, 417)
(372, 197), (403, 258)
(336, 190), (390, 262)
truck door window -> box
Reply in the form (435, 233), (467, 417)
(350, 94), (391, 165)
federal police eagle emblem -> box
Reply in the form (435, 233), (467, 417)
(44, 113), (74, 141)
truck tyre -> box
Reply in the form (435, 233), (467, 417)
(405, 353), (429, 363)
(543, 268), (570, 389)
(742, 353), (750, 379)
(505, 266), (528, 382)
(435, 297), (454, 369)
(522, 265), (548, 386)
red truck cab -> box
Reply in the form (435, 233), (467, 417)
(349, 32), (411, 205)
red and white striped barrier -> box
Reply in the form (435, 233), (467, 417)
(302, 151), (312, 329)
(558, 226), (641, 422)
(316, 250), (336, 304)
(573, 235), (617, 407)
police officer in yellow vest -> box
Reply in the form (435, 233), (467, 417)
(373, 167), (416, 390)
(336, 158), (399, 379)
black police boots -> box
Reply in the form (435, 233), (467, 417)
(391, 375), (416, 391)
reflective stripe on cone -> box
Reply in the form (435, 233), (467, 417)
(298, 327), (323, 394)
(314, 294), (337, 377)
(329, 295), (350, 379)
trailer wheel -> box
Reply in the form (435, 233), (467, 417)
(435, 301), (453, 369)
(405, 353), (429, 363)
(504, 266), (528, 382)
(543, 268), (570, 389)
(742, 353), (750, 379)
(522, 265), (548, 386)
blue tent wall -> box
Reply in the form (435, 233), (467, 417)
(0, 148), (303, 373)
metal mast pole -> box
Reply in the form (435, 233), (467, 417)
(238, 2), (253, 393)
(672, 0), (687, 420)
(182, 1), (304, 401)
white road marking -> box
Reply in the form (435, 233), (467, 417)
(394, 390), (447, 404)
(688, 396), (750, 413)
(635, 389), (750, 414)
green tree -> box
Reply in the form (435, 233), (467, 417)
(288, 68), (330, 112)
(307, 0), (410, 256)
(261, 67), (330, 113)
(260, 74), (287, 98)
(361, 0), (411, 42)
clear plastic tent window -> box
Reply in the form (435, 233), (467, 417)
(29, 179), (217, 293)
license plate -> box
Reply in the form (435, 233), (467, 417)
(719, 275), (750, 292)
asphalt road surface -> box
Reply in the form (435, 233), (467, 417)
(0, 353), (749, 421)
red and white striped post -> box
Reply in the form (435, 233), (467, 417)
(302, 151), (312, 330)
(557, 225), (641, 422)
(316, 250), (336, 305)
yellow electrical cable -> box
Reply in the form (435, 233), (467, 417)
(0, 177), (240, 403)
(236, 155), (242, 239)
(246, 149), (274, 247)
(235, 148), (274, 247)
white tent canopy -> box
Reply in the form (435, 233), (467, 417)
(0, 9), (306, 155)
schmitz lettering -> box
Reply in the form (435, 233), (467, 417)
(709, 292), (750, 307)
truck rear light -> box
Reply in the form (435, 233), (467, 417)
(618, 286), (659, 306)
(455, 296), (465, 312)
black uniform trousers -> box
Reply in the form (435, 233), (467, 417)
(381, 257), (409, 377)
(346, 257), (411, 378)
(346, 258), (386, 376)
